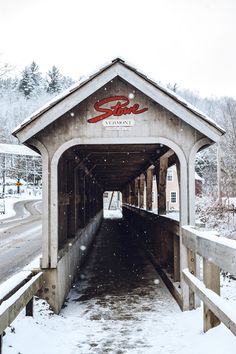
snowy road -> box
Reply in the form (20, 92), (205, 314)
(0, 199), (42, 283)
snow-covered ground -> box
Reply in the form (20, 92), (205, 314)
(2, 274), (236, 354)
(104, 209), (123, 219)
(0, 192), (41, 220)
(1, 205), (236, 353)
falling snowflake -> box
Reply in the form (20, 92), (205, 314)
(128, 93), (135, 99)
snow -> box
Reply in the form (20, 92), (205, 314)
(163, 211), (180, 221)
(0, 195), (40, 223)
(183, 269), (236, 327)
(103, 209), (123, 219)
(184, 225), (236, 251)
(0, 273), (42, 315)
(0, 198), (17, 220)
(0, 271), (32, 300)
(0, 143), (39, 157)
(2, 279), (236, 354)
(1, 206), (236, 352)
(195, 171), (204, 181)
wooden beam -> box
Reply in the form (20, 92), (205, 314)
(130, 180), (135, 205)
(146, 168), (154, 210)
(182, 269), (236, 335)
(158, 157), (168, 215)
(139, 174), (145, 208)
(203, 259), (220, 332)
(182, 226), (236, 276)
(134, 178), (139, 206)
(173, 235), (180, 282)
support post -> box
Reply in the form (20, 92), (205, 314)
(139, 174), (145, 208)
(146, 167), (154, 210)
(128, 184), (132, 205)
(130, 180), (135, 206)
(134, 178), (139, 206)
(217, 144), (222, 204)
(158, 157), (168, 215)
(203, 259), (221, 332)
(173, 235), (180, 282)
(26, 297), (34, 317)
(187, 154), (200, 309)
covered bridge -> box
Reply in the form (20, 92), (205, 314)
(13, 58), (224, 314)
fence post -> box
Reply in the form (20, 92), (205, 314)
(26, 298), (34, 317)
(203, 258), (221, 332)
(173, 235), (180, 282)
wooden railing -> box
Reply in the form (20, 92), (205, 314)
(122, 205), (181, 307)
(182, 226), (236, 335)
(0, 271), (43, 353)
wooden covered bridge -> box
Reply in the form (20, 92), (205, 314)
(12, 58), (236, 335)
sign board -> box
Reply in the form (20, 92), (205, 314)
(102, 119), (135, 130)
(88, 96), (148, 123)
(15, 182), (23, 186)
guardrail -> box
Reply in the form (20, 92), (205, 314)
(182, 226), (236, 335)
(0, 271), (43, 353)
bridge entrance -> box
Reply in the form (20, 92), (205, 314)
(13, 58), (224, 313)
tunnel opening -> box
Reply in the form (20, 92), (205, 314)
(103, 191), (122, 219)
(56, 142), (182, 306)
(57, 143), (180, 245)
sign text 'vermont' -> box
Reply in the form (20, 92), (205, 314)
(87, 96), (148, 123)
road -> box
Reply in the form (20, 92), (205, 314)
(0, 199), (42, 284)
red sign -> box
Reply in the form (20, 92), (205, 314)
(87, 96), (148, 123)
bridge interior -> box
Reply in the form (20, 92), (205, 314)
(57, 142), (182, 309)
(58, 143), (177, 242)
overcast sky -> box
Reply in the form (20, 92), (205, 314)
(0, 0), (235, 98)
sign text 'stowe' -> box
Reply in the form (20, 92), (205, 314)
(87, 96), (148, 123)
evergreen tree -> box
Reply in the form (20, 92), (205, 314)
(60, 75), (74, 90)
(19, 61), (43, 98)
(46, 65), (62, 94)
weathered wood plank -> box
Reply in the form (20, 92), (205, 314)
(203, 259), (221, 332)
(26, 298), (34, 317)
(0, 271), (32, 303)
(182, 269), (236, 336)
(0, 273), (43, 335)
(182, 226), (236, 276)
(146, 168), (154, 210)
(173, 235), (180, 282)
(158, 157), (168, 215)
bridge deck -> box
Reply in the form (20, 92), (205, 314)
(4, 218), (235, 354)
(68, 217), (182, 352)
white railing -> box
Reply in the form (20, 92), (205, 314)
(182, 226), (236, 336)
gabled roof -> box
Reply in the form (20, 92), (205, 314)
(13, 58), (225, 143)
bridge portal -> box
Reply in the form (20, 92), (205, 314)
(13, 58), (224, 313)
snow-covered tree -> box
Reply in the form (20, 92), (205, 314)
(46, 65), (62, 94)
(19, 61), (44, 98)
